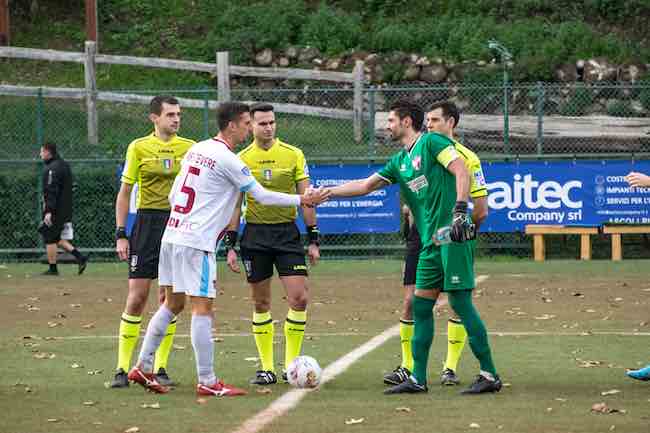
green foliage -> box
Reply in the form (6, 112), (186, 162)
(559, 86), (595, 116)
(369, 20), (417, 53)
(299, 3), (362, 55)
(606, 100), (633, 117)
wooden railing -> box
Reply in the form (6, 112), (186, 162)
(0, 42), (365, 145)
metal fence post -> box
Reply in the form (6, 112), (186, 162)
(84, 41), (98, 146)
(536, 81), (544, 155)
(216, 51), (230, 103)
(202, 86), (210, 139)
(353, 60), (364, 143)
(503, 67), (510, 154)
(367, 86), (376, 156)
(36, 87), (44, 148)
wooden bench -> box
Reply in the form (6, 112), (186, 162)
(602, 225), (650, 261)
(524, 225), (599, 261)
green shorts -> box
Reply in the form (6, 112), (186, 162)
(415, 241), (475, 291)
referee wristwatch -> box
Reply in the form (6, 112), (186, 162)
(307, 225), (320, 246)
(115, 227), (128, 241)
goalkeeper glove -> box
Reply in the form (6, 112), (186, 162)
(450, 201), (476, 243)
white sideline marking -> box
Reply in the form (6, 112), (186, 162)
(230, 324), (400, 433)
(230, 274), (489, 433)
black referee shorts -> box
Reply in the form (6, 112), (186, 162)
(128, 209), (169, 280)
(403, 224), (422, 286)
(239, 222), (307, 283)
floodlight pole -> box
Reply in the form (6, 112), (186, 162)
(488, 40), (512, 155)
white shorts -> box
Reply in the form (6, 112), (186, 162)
(60, 222), (74, 240)
(158, 242), (217, 298)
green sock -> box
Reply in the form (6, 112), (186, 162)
(411, 295), (435, 386)
(448, 290), (497, 376)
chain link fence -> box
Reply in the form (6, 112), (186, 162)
(1, 82), (649, 262)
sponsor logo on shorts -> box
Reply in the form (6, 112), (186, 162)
(293, 264), (307, 271)
(243, 260), (252, 277)
(474, 169), (486, 187)
(407, 175), (428, 193)
(451, 275), (460, 284)
(130, 255), (138, 272)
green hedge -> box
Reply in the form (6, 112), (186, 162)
(0, 162), (118, 250)
(9, 1), (650, 85)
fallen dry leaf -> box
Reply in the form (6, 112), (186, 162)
(47, 321), (61, 328)
(395, 407), (411, 412)
(555, 398), (568, 402)
(83, 401), (96, 406)
(124, 427), (140, 433)
(141, 403), (160, 409)
(27, 306), (40, 312)
(534, 314), (556, 320)
(55, 313), (66, 319)
(87, 370), (103, 375)
(82, 323), (95, 329)
(70, 363), (83, 369)
(244, 357), (259, 362)
(196, 398), (208, 405)
(33, 352), (56, 359)
(212, 337), (224, 343)
(469, 423), (481, 428)
(47, 418), (60, 423)
(601, 389), (621, 396)
(591, 402), (626, 414)
(256, 387), (272, 394)
(345, 418), (365, 425)
(70, 304), (82, 308)
(327, 320), (336, 325)
(172, 344), (186, 350)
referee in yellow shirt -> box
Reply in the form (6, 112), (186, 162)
(225, 103), (320, 385)
(110, 96), (195, 388)
(383, 101), (489, 388)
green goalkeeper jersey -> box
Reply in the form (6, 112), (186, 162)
(377, 132), (461, 249)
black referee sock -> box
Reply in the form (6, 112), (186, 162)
(70, 249), (83, 262)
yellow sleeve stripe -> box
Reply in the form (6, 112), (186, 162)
(437, 146), (460, 168)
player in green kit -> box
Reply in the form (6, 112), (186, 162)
(327, 100), (501, 395)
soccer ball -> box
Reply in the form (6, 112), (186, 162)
(286, 355), (322, 388)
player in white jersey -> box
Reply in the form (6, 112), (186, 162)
(127, 102), (329, 396)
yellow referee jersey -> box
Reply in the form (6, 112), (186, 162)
(121, 132), (194, 210)
(238, 138), (309, 224)
(453, 139), (488, 199)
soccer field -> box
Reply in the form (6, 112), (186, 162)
(1, 259), (649, 433)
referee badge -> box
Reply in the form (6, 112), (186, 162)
(263, 169), (272, 181)
(162, 159), (174, 170)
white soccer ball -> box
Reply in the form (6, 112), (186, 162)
(286, 355), (322, 388)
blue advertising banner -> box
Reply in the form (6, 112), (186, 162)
(482, 160), (650, 232)
(119, 163), (401, 235)
(296, 164), (401, 234)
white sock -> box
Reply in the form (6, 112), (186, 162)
(137, 305), (174, 372)
(192, 314), (216, 386)
(480, 370), (495, 381)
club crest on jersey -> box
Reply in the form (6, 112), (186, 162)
(407, 175), (428, 193)
(162, 159), (173, 170)
(412, 156), (421, 170)
(263, 169), (272, 181)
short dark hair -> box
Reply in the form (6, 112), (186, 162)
(42, 141), (57, 157)
(150, 95), (179, 115)
(389, 100), (424, 131)
(250, 103), (274, 118)
(429, 101), (460, 129)
(217, 102), (250, 131)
